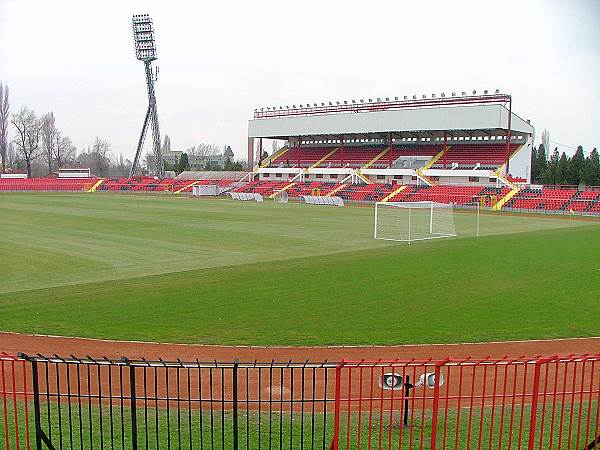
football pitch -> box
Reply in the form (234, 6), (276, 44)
(0, 192), (598, 346)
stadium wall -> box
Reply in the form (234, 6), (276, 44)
(508, 136), (534, 183)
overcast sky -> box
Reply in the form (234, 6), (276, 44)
(1, 0), (599, 161)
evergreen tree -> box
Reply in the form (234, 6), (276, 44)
(533, 144), (548, 183)
(556, 152), (569, 185)
(541, 148), (560, 184)
(567, 146), (585, 185)
(531, 146), (539, 182)
(584, 148), (600, 186)
(176, 153), (190, 174)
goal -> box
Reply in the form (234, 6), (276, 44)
(273, 190), (288, 203)
(374, 201), (457, 243)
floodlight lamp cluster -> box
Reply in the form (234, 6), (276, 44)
(254, 89), (503, 113)
(132, 14), (157, 61)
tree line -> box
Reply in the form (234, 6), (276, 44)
(0, 81), (245, 178)
(531, 144), (600, 186)
(164, 152), (245, 175)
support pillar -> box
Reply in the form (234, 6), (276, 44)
(247, 137), (254, 171)
(340, 134), (345, 167)
(443, 131), (447, 168)
(388, 132), (393, 168)
(505, 98), (512, 175)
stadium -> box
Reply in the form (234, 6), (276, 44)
(2, 7), (600, 450)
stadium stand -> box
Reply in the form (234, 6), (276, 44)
(284, 181), (339, 197)
(271, 147), (331, 167)
(1, 177), (599, 215)
(233, 180), (289, 197)
(231, 179), (600, 214)
(0, 177), (96, 191)
(334, 183), (394, 202)
(433, 144), (519, 169)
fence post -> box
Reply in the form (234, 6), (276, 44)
(232, 359), (239, 450)
(330, 361), (343, 450)
(430, 358), (449, 450)
(527, 357), (551, 450)
(124, 357), (138, 449)
(27, 355), (43, 450)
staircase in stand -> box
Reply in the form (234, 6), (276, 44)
(380, 185), (408, 203)
(493, 187), (521, 211)
(362, 148), (389, 169)
(310, 148), (339, 168)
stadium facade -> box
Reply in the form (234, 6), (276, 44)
(247, 93), (534, 188)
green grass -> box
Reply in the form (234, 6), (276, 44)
(4, 399), (597, 449)
(0, 193), (598, 345)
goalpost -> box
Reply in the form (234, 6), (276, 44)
(272, 190), (289, 203)
(374, 201), (457, 243)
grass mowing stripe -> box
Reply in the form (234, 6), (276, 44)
(1, 213), (598, 345)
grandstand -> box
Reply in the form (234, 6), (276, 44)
(235, 92), (600, 214)
(247, 93), (532, 185)
(1, 92), (599, 214)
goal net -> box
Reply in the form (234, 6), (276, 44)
(273, 190), (288, 203)
(374, 201), (456, 243)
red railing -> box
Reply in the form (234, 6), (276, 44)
(330, 355), (600, 450)
(0, 353), (31, 450)
(2, 352), (600, 448)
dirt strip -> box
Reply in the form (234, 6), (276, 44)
(2, 332), (599, 361)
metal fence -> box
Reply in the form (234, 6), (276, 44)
(2, 353), (338, 450)
(2, 353), (600, 449)
(330, 356), (600, 450)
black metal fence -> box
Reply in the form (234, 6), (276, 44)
(18, 353), (337, 450)
(4, 353), (600, 449)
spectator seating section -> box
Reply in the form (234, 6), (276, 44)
(433, 144), (519, 169)
(321, 147), (385, 168)
(285, 182), (339, 197)
(334, 183), (394, 202)
(233, 180), (290, 197)
(269, 144), (523, 170)
(272, 146), (445, 169)
(271, 147), (331, 167)
(0, 178), (97, 191)
(2, 177), (600, 214)
(0, 177), (240, 193)
(507, 188), (600, 212)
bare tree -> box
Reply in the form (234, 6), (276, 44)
(0, 83), (9, 173)
(90, 137), (111, 176)
(162, 135), (171, 153)
(113, 153), (131, 177)
(7, 142), (17, 167)
(143, 152), (155, 173)
(41, 112), (57, 173)
(11, 106), (41, 177)
(191, 143), (221, 157)
(53, 131), (76, 168)
(541, 129), (550, 155)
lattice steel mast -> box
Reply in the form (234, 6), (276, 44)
(130, 14), (164, 179)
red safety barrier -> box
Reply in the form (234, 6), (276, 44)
(0, 353), (30, 450)
(330, 355), (600, 450)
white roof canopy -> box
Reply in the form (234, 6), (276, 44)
(249, 104), (533, 139)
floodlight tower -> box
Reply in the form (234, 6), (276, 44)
(130, 14), (165, 179)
